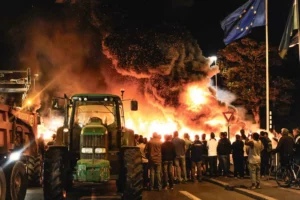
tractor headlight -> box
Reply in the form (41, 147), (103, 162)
(95, 148), (106, 153)
(9, 151), (22, 161)
(81, 148), (93, 154)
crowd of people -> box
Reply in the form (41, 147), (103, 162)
(135, 127), (300, 191)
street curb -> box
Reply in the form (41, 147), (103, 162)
(203, 178), (277, 200)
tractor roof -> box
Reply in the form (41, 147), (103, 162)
(72, 94), (121, 99)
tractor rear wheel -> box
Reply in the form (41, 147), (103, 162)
(119, 146), (143, 200)
(8, 161), (28, 200)
(27, 155), (41, 186)
(43, 147), (67, 200)
(0, 168), (6, 200)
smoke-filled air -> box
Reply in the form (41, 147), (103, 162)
(12, 0), (257, 140)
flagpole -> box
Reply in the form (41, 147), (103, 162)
(296, 0), (300, 63)
(265, 0), (270, 131)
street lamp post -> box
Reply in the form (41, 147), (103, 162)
(209, 56), (218, 96)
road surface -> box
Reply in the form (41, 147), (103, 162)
(25, 180), (254, 200)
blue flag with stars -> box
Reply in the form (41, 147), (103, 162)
(221, 0), (265, 45)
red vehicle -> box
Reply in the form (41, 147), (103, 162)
(0, 69), (42, 200)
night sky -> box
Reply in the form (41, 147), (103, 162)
(0, 0), (293, 63)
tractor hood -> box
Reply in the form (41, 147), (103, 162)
(81, 123), (107, 136)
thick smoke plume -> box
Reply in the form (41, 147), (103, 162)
(90, 0), (245, 134)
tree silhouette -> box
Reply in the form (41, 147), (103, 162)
(218, 38), (294, 125)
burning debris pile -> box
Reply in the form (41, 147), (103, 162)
(102, 28), (243, 137)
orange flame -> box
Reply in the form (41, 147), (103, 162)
(125, 84), (234, 140)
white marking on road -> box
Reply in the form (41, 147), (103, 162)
(179, 191), (202, 200)
(235, 188), (278, 200)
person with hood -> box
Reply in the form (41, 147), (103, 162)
(246, 132), (264, 189)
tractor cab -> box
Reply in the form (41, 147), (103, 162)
(53, 94), (138, 183)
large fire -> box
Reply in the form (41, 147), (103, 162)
(125, 84), (234, 141)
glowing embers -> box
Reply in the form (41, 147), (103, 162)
(185, 85), (210, 111)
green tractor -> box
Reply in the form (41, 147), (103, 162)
(43, 94), (143, 200)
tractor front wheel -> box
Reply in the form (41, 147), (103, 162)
(119, 146), (143, 200)
(43, 147), (67, 200)
(27, 155), (41, 186)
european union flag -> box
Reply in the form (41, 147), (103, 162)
(221, 0), (265, 45)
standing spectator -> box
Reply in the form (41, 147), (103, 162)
(240, 129), (249, 176)
(260, 131), (272, 178)
(183, 133), (192, 181)
(191, 135), (204, 182)
(135, 134), (140, 146)
(275, 128), (294, 167)
(232, 134), (244, 178)
(172, 131), (187, 183)
(293, 128), (300, 165)
(145, 132), (162, 191)
(201, 133), (208, 176)
(161, 135), (176, 190)
(137, 137), (149, 189)
(207, 132), (218, 177)
(246, 132), (264, 189)
(217, 132), (231, 177)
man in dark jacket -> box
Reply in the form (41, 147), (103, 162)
(232, 134), (244, 178)
(217, 132), (231, 177)
(275, 128), (294, 167)
(260, 131), (272, 177)
(191, 135), (204, 182)
(162, 134), (176, 190)
(145, 132), (162, 191)
(293, 128), (300, 165)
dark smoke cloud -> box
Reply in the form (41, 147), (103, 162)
(90, 0), (230, 131)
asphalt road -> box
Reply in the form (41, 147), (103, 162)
(25, 180), (254, 200)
